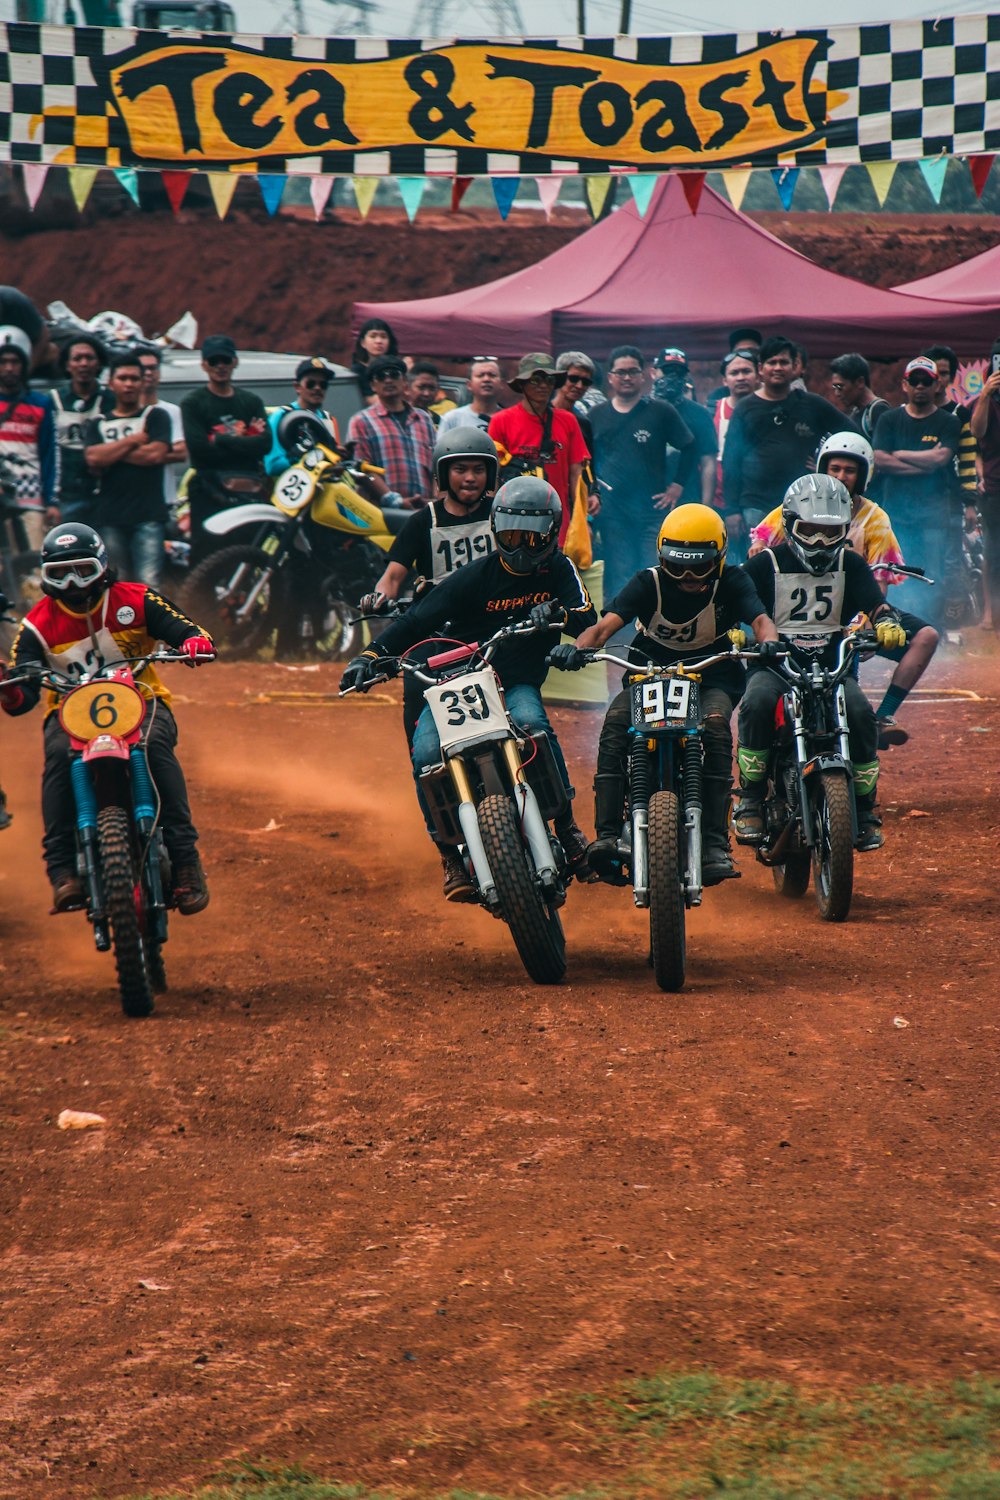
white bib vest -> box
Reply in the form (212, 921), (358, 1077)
(428, 502), (495, 582)
(768, 549), (846, 636)
(638, 568), (721, 651)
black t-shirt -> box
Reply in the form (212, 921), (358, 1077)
(722, 390), (855, 512)
(373, 550), (597, 689)
(180, 385), (269, 472)
(872, 405), (962, 529)
(664, 397), (718, 502)
(589, 396), (694, 510)
(84, 405), (171, 527)
(387, 497), (495, 582)
(743, 544), (885, 667)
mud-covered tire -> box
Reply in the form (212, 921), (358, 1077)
(772, 850), (811, 899)
(185, 545), (280, 658)
(812, 770), (854, 923)
(648, 790), (686, 992)
(478, 794), (566, 985)
(97, 805), (154, 1018)
(145, 937), (167, 995)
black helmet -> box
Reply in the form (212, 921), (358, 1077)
(40, 522), (110, 609)
(276, 408), (335, 457)
(490, 476), (562, 573)
(432, 425), (499, 496)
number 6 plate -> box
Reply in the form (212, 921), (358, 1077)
(59, 680), (146, 742)
(630, 675), (700, 730)
(426, 668), (510, 754)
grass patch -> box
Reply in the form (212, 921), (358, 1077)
(117, 1373), (1000, 1500)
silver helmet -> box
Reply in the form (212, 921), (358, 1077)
(781, 473), (852, 574)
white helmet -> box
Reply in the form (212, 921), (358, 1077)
(781, 473), (852, 575)
(0, 325), (31, 366)
(816, 430), (873, 494)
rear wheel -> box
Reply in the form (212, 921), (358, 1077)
(478, 793), (566, 985)
(812, 770), (854, 922)
(772, 850), (811, 898)
(97, 805), (154, 1018)
(185, 545), (280, 657)
(648, 790), (686, 992)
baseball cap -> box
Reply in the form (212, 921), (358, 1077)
(295, 356), (334, 381)
(202, 334), (237, 361)
(367, 354), (407, 381)
(654, 347), (688, 370)
(904, 356), (938, 380)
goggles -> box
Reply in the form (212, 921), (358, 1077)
(659, 547), (718, 582)
(42, 556), (105, 591)
(791, 521), (847, 547)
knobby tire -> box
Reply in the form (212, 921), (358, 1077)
(185, 546), (279, 658)
(648, 790), (686, 993)
(812, 770), (855, 923)
(477, 793), (566, 986)
(97, 805), (154, 1018)
(772, 846), (811, 898)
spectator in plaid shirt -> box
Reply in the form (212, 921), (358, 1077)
(347, 354), (436, 509)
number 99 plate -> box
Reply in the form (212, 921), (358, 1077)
(59, 680), (146, 742)
(630, 674), (700, 730)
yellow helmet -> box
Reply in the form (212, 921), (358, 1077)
(656, 504), (727, 581)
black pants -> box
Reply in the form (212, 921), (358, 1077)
(738, 669), (878, 765)
(42, 704), (198, 878)
(597, 685), (737, 783)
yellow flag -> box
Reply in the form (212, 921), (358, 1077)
(207, 172), (239, 218)
(723, 169), (752, 211)
(68, 166), (97, 211)
(352, 176), (378, 218)
(585, 174), (612, 219)
(866, 161), (897, 206)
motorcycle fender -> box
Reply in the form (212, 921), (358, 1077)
(204, 504), (288, 536)
(801, 753), (851, 780)
(81, 734), (132, 762)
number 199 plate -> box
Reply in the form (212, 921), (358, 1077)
(426, 667), (510, 754)
(630, 674), (700, 730)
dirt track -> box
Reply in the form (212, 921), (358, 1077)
(1, 642), (998, 1498)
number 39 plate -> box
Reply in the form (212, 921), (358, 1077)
(630, 675), (700, 730)
(426, 668), (510, 754)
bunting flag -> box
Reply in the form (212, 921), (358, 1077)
(866, 161), (897, 206)
(969, 154), (995, 198)
(309, 175), (334, 219)
(21, 163), (48, 210)
(585, 174), (612, 219)
(536, 176), (562, 220)
(680, 172), (706, 213)
(451, 176), (473, 213)
(918, 157), (949, 203)
(626, 173), (658, 217)
(207, 172), (239, 218)
(68, 166), (97, 212)
(817, 164), (847, 207)
(258, 173), (287, 215)
(113, 166), (140, 205)
(722, 168), (751, 211)
(161, 170), (190, 214)
(770, 166), (799, 210)
(492, 176), (520, 220)
(397, 175), (426, 222)
(351, 176), (378, 218)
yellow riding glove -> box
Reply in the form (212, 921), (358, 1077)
(727, 628), (747, 649)
(875, 615), (907, 651)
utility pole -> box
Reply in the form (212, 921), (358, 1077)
(619, 0), (630, 30)
(577, 0), (585, 32)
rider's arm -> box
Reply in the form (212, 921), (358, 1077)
(751, 612), (778, 644)
(143, 588), (213, 650)
(842, 550), (894, 622)
(1, 619), (45, 715)
(555, 554), (598, 635)
(373, 561), (410, 599)
(574, 612), (626, 650)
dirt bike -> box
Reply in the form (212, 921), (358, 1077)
(186, 436), (406, 659)
(342, 618), (571, 985)
(751, 631), (878, 923)
(3, 648), (213, 1017)
(557, 643), (748, 994)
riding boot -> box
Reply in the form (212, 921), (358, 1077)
(587, 773), (629, 883)
(553, 804), (597, 883)
(855, 790), (884, 852)
(732, 776), (767, 846)
(701, 775), (740, 885)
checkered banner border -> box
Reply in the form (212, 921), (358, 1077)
(1, 13), (1000, 172)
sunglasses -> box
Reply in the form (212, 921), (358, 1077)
(906, 374), (934, 387)
(563, 373), (592, 387)
(611, 367), (642, 377)
(372, 368), (404, 381)
(207, 355), (234, 367)
(300, 378), (329, 390)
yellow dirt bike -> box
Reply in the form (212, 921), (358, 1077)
(185, 413), (410, 658)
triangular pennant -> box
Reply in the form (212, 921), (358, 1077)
(207, 172), (239, 219)
(113, 166), (140, 206)
(770, 166), (799, 211)
(351, 177), (378, 218)
(22, 163), (49, 210)
(161, 170), (190, 214)
(722, 169), (751, 212)
(969, 154), (995, 198)
(258, 174), (287, 216)
(450, 175), (473, 213)
(397, 176), (427, 222)
(626, 173), (658, 217)
(818, 164), (847, 208)
(68, 167), (97, 212)
(492, 176), (520, 220)
(918, 157), (948, 204)
(866, 161), (897, 206)
(585, 174), (612, 219)
(309, 175), (334, 220)
(680, 172), (706, 213)
(536, 176), (562, 220)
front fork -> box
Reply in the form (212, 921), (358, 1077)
(70, 756), (109, 951)
(70, 747), (168, 950)
(792, 682), (857, 845)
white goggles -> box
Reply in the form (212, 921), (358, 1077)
(41, 557), (105, 591)
(791, 522), (847, 548)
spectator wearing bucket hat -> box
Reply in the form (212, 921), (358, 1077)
(49, 333), (112, 523)
(264, 356), (342, 477)
(488, 353), (590, 544)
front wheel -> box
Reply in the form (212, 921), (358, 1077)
(97, 805), (154, 1017)
(648, 790), (686, 992)
(185, 545), (281, 657)
(811, 770), (854, 922)
(478, 793), (566, 985)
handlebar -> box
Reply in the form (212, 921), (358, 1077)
(339, 613), (564, 695)
(565, 631), (880, 684)
(4, 649), (216, 695)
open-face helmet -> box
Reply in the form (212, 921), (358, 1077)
(816, 430), (874, 495)
(40, 523), (110, 610)
(433, 426), (499, 497)
(490, 476), (562, 573)
(656, 503), (727, 583)
(276, 408), (334, 457)
(0, 325), (31, 369)
(781, 473), (852, 574)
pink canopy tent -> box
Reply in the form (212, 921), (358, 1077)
(354, 177), (994, 361)
(894, 242), (1000, 312)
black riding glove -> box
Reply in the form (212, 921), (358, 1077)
(757, 639), (782, 662)
(546, 643), (587, 672)
(529, 601), (555, 630)
(340, 654), (379, 694)
(358, 591), (387, 617)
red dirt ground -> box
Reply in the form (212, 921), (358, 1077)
(1, 637), (998, 1498)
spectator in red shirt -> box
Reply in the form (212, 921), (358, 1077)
(489, 353), (589, 544)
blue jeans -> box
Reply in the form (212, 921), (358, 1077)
(411, 682), (572, 840)
(103, 522), (164, 589)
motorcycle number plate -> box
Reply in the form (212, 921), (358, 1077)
(59, 680), (146, 742)
(273, 465), (316, 515)
(630, 675), (700, 730)
(426, 668), (509, 754)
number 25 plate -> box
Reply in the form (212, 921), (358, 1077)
(60, 680), (146, 742)
(630, 675), (700, 730)
(426, 668), (509, 754)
